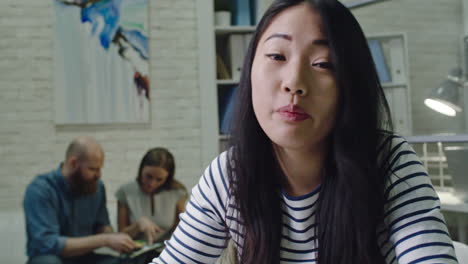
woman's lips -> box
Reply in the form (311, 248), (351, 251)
(277, 105), (310, 121)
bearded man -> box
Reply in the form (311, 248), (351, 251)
(23, 136), (138, 264)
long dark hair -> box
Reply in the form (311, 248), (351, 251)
(136, 147), (184, 192)
(226, 0), (393, 263)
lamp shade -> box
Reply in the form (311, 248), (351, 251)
(425, 74), (462, 117)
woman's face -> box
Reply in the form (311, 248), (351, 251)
(251, 3), (338, 152)
(140, 165), (169, 194)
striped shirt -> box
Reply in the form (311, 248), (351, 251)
(151, 136), (458, 263)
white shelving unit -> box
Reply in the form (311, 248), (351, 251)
(408, 134), (468, 189)
(197, 3), (413, 168)
(407, 135), (468, 243)
(197, 0), (273, 164)
(207, 1), (428, 159)
(367, 32), (413, 136)
(217, 79), (239, 85)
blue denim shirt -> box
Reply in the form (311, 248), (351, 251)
(23, 164), (110, 257)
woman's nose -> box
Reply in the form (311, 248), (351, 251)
(283, 86), (307, 96)
(282, 62), (309, 96)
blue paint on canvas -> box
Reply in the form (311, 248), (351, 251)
(54, 0), (150, 124)
(81, 0), (123, 49)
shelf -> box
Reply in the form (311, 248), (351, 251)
(217, 79), (239, 85)
(219, 134), (231, 140)
(407, 134), (468, 143)
(215, 26), (256, 34)
(381, 82), (407, 88)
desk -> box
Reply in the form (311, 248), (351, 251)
(437, 190), (468, 243)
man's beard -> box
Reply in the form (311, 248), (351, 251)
(69, 167), (99, 196)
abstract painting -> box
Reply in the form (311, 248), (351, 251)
(53, 0), (150, 124)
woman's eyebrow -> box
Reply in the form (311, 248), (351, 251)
(264, 33), (292, 42)
(264, 33), (329, 47)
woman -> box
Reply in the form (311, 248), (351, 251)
(115, 147), (187, 246)
(151, 0), (458, 263)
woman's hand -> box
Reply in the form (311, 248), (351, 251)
(137, 216), (163, 244)
(104, 233), (140, 253)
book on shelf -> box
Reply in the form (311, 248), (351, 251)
(368, 39), (391, 83)
(227, 33), (253, 81)
(216, 54), (231, 80)
(219, 86), (237, 135)
(251, 0), (270, 25)
(221, 0), (270, 26)
(387, 38), (406, 84)
(231, 0), (252, 26)
(228, 34), (245, 81)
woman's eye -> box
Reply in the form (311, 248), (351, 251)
(266, 53), (286, 61)
(312, 61), (334, 70)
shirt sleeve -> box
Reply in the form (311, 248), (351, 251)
(176, 187), (189, 202)
(379, 136), (458, 264)
(150, 152), (231, 264)
(94, 182), (111, 231)
(115, 184), (128, 206)
(23, 181), (67, 256)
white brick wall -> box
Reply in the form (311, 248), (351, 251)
(348, 0), (466, 134)
(0, 0), (203, 212)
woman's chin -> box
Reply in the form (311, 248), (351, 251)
(268, 131), (313, 150)
(142, 187), (154, 194)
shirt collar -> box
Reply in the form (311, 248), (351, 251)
(55, 162), (72, 195)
